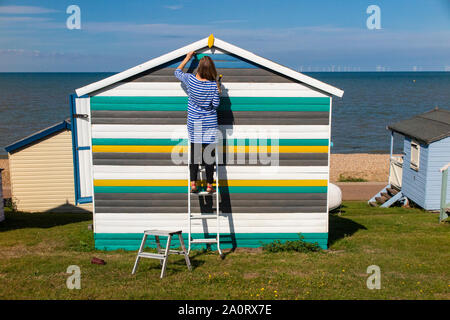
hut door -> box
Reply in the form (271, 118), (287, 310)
(70, 94), (93, 204)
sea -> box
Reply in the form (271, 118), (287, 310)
(0, 72), (449, 156)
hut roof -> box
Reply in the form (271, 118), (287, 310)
(75, 35), (344, 98)
(5, 119), (71, 153)
(387, 108), (450, 144)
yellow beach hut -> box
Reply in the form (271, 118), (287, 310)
(5, 119), (92, 213)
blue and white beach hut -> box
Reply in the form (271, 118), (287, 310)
(371, 108), (450, 211)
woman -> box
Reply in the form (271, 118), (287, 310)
(174, 51), (220, 193)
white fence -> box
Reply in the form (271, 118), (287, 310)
(389, 156), (403, 189)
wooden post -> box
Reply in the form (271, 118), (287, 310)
(388, 131), (394, 186)
(440, 167), (449, 222)
(0, 168), (4, 223)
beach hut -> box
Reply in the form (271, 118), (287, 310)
(370, 108), (450, 210)
(72, 35), (344, 250)
(4, 120), (92, 213)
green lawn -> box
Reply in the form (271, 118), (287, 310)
(0, 202), (448, 300)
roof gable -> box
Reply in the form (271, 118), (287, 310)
(5, 119), (71, 153)
(387, 108), (450, 144)
(75, 36), (344, 97)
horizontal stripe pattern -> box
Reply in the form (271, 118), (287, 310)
(90, 96), (330, 112)
(121, 51), (296, 83)
(94, 186), (327, 193)
(91, 138), (329, 146)
(89, 52), (332, 251)
(94, 82), (328, 97)
(91, 124), (330, 139)
(92, 152), (329, 166)
(94, 192), (327, 214)
(92, 165), (328, 177)
(91, 110), (330, 125)
(93, 179), (328, 187)
(94, 232), (328, 250)
(92, 145), (328, 153)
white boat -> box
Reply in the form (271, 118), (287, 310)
(328, 183), (342, 211)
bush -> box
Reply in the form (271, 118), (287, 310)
(337, 174), (367, 182)
(261, 234), (322, 253)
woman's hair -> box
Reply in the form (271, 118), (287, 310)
(197, 56), (217, 82)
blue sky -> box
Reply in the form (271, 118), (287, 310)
(0, 0), (449, 71)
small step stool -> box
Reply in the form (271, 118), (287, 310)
(131, 230), (192, 278)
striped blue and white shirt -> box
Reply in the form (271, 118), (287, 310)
(174, 68), (220, 144)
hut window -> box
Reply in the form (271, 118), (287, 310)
(410, 140), (420, 171)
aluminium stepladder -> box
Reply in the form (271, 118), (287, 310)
(131, 230), (192, 279)
(187, 143), (223, 257)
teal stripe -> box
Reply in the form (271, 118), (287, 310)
(92, 138), (188, 146)
(94, 232), (328, 250)
(91, 97), (330, 105)
(91, 138), (329, 146)
(90, 97), (330, 112)
(91, 104), (329, 112)
(94, 186), (328, 193)
(194, 53), (238, 61)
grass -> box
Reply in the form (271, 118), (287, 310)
(337, 174), (368, 182)
(0, 202), (449, 300)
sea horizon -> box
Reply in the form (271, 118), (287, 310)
(0, 71), (449, 155)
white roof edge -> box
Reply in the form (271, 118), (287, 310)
(214, 38), (344, 98)
(75, 36), (344, 98)
(75, 36), (210, 97)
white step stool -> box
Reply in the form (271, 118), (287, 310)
(131, 230), (192, 278)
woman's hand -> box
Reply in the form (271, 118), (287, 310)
(186, 51), (195, 60)
(176, 51), (196, 70)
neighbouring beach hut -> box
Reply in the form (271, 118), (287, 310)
(72, 35), (344, 250)
(4, 120), (92, 213)
(370, 108), (450, 210)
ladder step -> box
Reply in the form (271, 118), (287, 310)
(138, 252), (165, 259)
(190, 214), (218, 219)
(191, 191), (217, 196)
(190, 238), (217, 244)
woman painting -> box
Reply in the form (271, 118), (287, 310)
(174, 51), (220, 193)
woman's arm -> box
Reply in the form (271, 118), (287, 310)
(176, 51), (195, 70)
(174, 51), (195, 84)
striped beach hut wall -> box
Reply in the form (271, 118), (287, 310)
(73, 36), (344, 250)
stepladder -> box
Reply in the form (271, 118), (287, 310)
(131, 230), (192, 278)
(188, 142), (223, 257)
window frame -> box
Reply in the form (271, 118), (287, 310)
(410, 140), (420, 171)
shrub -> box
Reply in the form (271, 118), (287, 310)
(262, 234), (322, 253)
(337, 174), (367, 182)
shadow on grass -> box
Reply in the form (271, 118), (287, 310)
(0, 207), (92, 232)
(328, 205), (367, 246)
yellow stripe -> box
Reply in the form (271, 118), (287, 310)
(94, 179), (328, 187)
(92, 145), (328, 153)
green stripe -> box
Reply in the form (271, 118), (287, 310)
(90, 97), (330, 112)
(94, 186), (328, 193)
(91, 104), (329, 112)
(94, 232), (328, 250)
(91, 96), (330, 105)
(91, 138), (329, 146)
